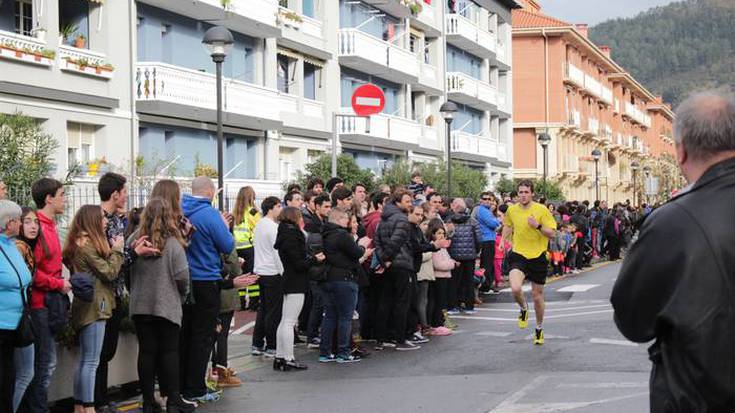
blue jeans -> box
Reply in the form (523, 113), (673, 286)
(74, 321), (106, 406)
(27, 309), (57, 413)
(319, 281), (358, 358)
(13, 344), (34, 412)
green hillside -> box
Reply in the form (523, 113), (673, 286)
(589, 0), (735, 106)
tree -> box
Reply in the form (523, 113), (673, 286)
(493, 177), (566, 202)
(380, 159), (489, 199)
(0, 112), (59, 205)
(291, 153), (376, 192)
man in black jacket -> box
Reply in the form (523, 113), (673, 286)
(373, 189), (420, 351)
(612, 91), (735, 412)
(301, 192), (331, 345)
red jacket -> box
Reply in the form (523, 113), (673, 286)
(363, 210), (381, 248)
(31, 211), (64, 309)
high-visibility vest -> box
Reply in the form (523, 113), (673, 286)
(233, 209), (261, 250)
(238, 284), (260, 298)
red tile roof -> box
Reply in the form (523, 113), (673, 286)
(512, 8), (571, 28)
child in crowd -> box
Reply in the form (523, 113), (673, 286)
(428, 222), (455, 335)
(549, 224), (566, 276)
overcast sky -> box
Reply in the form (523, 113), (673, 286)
(539, 0), (679, 26)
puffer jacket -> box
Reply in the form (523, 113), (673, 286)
(432, 249), (455, 278)
(448, 211), (482, 261)
(611, 157), (735, 412)
(322, 222), (364, 282)
(275, 222), (313, 294)
(374, 204), (414, 271)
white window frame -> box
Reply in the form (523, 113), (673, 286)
(14, 0), (34, 36)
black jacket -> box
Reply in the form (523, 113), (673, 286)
(274, 222), (312, 294)
(374, 203), (414, 271)
(322, 222), (364, 282)
(411, 224), (438, 272)
(302, 208), (323, 234)
(448, 211), (482, 261)
(611, 157), (735, 412)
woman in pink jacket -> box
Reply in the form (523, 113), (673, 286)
(427, 221), (457, 336)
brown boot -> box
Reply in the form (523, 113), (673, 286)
(216, 366), (242, 388)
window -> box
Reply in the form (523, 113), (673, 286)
(67, 122), (96, 167)
(424, 43), (431, 64)
(447, 45), (482, 80)
(277, 53), (297, 94)
(409, 34), (418, 54)
(58, 0), (90, 48)
(341, 68), (402, 116)
(307, 150), (322, 164)
(14, 0), (33, 36)
(279, 147), (297, 181)
(304, 62), (318, 100)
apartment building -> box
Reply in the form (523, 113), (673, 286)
(1, 0), (519, 197)
(0, 0), (136, 177)
(511, 0), (676, 203)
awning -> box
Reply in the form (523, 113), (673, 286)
(277, 48), (300, 60)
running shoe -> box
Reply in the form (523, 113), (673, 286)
(534, 328), (544, 345)
(318, 354), (337, 363)
(337, 354), (362, 363)
(263, 349), (276, 358)
(250, 345), (265, 356)
(307, 338), (321, 349)
(409, 332), (429, 344)
(395, 340), (421, 351)
(518, 308), (529, 329)
(431, 326), (453, 336)
(446, 308), (461, 315)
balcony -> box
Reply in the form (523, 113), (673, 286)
(563, 154), (580, 174)
(587, 117), (600, 135)
(446, 72), (497, 110)
(338, 29), (418, 84)
(613, 98), (621, 114)
(583, 74), (602, 99)
(568, 110), (581, 129)
(135, 62), (283, 130)
(496, 39), (509, 66)
(624, 102), (652, 128)
(0, 30), (54, 67)
(563, 62), (584, 88)
(417, 62), (442, 94)
(599, 124), (613, 143)
(446, 14), (496, 59)
(277, 7), (322, 39)
(411, 3), (441, 37)
(600, 86), (613, 105)
(362, 0), (412, 18)
(338, 109), (421, 148)
(58, 46), (113, 80)
(451, 131), (499, 160)
(137, 0), (280, 38)
(497, 91), (509, 113)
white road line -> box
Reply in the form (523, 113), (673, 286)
(499, 285), (532, 293)
(556, 284), (600, 292)
(230, 321), (255, 336)
(545, 309), (613, 319)
(452, 315), (519, 322)
(589, 338), (638, 347)
(556, 382), (647, 389)
(476, 304), (611, 313)
(475, 331), (513, 337)
(456, 309), (613, 322)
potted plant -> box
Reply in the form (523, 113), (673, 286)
(33, 26), (47, 42)
(59, 23), (78, 45)
(76, 58), (89, 70)
(74, 34), (86, 49)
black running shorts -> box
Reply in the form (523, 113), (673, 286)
(507, 251), (548, 285)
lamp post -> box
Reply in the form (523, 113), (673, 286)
(537, 133), (551, 182)
(643, 165), (652, 205)
(631, 160), (640, 207)
(440, 101), (458, 199)
(591, 148), (601, 202)
(202, 26), (234, 211)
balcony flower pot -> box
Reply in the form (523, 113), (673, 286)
(14, 50), (23, 58)
(34, 28), (47, 42)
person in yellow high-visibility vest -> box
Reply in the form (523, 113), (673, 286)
(232, 186), (261, 310)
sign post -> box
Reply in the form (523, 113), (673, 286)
(331, 84), (385, 177)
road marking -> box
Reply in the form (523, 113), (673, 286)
(589, 338), (638, 347)
(556, 284), (600, 292)
(230, 321), (255, 335)
(475, 331), (513, 337)
(455, 309), (612, 322)
(452, 315), (519, 322)
(476, 304), (611, 313)
(524, 333), (570, 340)
(556, 382), (647, 389)
(499, 285), (532, 293)
(545, 309), (613, 319)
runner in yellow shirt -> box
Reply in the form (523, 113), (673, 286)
(500, 180), (556, 345)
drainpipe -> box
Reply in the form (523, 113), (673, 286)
(128, 0), (137, 190)
(542, 28), (549, 179)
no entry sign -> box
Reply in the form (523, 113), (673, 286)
(351, 84), (385, 117)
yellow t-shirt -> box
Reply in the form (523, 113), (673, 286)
(504, 202), (556, 259)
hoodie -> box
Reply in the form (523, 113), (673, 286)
(181, 194), (235, 281)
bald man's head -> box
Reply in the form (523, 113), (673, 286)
(451, 197), (466, 213)
(674, 91), (735, 161)
(191, 176), (216, 199)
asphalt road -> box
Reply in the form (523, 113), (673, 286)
(204, 262), (653, 413)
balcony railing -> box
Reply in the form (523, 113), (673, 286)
(414, 2), (440, 32)
(496, 39), (508, 65)
(563, 62), (585, 88)
(451, 131), (497, 158)
(338, 28), (418, 83)
(419, 62), (441, 91)
(624, 102), (652, 128)
(338, 108), (421, 146)
(600, 86), (613, 105)
(583, 74), (602, 99)
(0, 30), (54, 67)
(58, 45), (113, 79)
(568, 110), (581, 128)
(446, 72), (497, 109)
(135, 62), (282, 122)
(446, 14), (496, 58)
(599, 124), (613, 142)
(277, 7), (323, 39)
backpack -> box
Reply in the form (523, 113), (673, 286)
(305, 232), (328, 282)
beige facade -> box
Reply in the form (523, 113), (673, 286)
(511, 0), (678, 204)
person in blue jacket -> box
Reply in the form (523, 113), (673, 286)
(180, 176), (235, 403)
(0, 200), (32, 413)
(476, 192), (501, 293)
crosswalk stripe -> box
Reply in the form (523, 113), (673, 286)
(475, 304), (611, 313)
(556, 284), (600, 292)
(454, 309), (613, 322)
(589, 338), (638, 347)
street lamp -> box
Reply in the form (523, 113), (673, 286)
(202, 26), (234, 211)
(440, 101), (458, 199)
(643, 165), (652, 205)
(537, 133), (551, 182)
(591, 148), (601, 202)
(631, 160), (640, 207)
